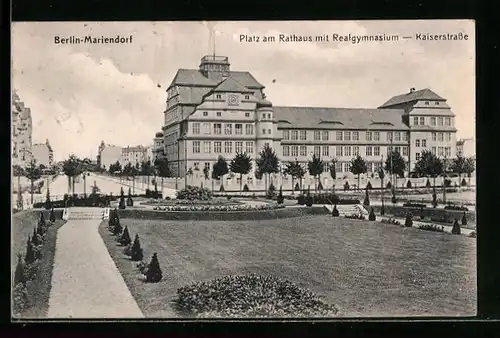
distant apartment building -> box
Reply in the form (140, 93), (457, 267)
(32, 139), (54, 167)
(456, 138), (475, 157)
(12, 91), (33, 167)
(121, 145), (152, 167)
(97, 141), (123, 170)
(97, 140), (153, 170)
(159, 55), (458, 178)
(152, 131), (165, 162)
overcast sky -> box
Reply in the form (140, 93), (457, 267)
(12, 20), (475, 161)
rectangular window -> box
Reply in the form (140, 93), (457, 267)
(432, 132), (437, 141)
(204, 141), (211, 153)
(216, 112), (221, 117)
(246, 124), (254, 135)
(235, 124), (243, 135)
(300, 130), (307, 140)
(422, 139), (427, 148)
(224, 141), (232, 153)
(445, 147), (451, 157)
(262, 129), (266, 134)
(214, 141), (221, 153)
(245, 95), (250, 100)
(246, 142), (254, 154)
(446, 133), (451, 142)
(336, 146), (343, 157)
(283, 130), (289, 140)
(353, 131), (359, 141)
(402, 132), (408, 141)
(344, 146), (351, 157)
(415, 153), (420, 161)
(420, 117), (425, 125)
(366, 146), (373, 156)
(438, 117), (444, 126)
(402, 146), (408, 156)
(431, 117), (436, 126)
(203, 111), (208, 116)
(216, 94), (222, 99)
(438, 133), (444, 142)
(193, 123), (200, 134)
(322, 146), (329, 156)
(413, 117), (419, 125)
(353, 146), (359, 156)
(445, 117), (451, 126)
(314, 131), (320, 141)
(373, 132), (380, 141)
(395, 132), (401, 141)
(366, 131), (372, 141)
(291, 130), (298, 140)
(314, 146), (321, 156)
(395, 146), (401, 153)
(268, 129), (271, 134)
(203, 123), (211, 135)
(245, 113), (250, 117)
(415, 139), (420, 147)
(291, 146), (298, 157)
(193, 141), (200, 153)
(225, 124), (232, 135)
(283, 145), (290, 156)
(336, 131), (343, 141)
(344, 131), (351, 141)
(374, 146), (380, 156)
(336, 163), (342, 173)
(300, 145), (307, 156)
(322, 131), (329, 141)
(438, 147), (443, 156)
(387, 131), (393, 142)
(235, 141), (243, 153)
(431, 147), (436, 155)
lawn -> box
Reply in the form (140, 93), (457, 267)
(99, 215), (476, 318)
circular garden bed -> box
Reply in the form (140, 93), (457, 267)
(173, 274), (338, 318)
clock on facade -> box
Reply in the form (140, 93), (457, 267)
(227, 94), (239, 106)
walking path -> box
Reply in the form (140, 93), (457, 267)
(48, 211), (143, 318)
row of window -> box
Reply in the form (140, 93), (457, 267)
(212, 94), (252, 100)
(414, 147), (452, 161)
(282, 145), (410, 157)
(282, 130), (409, 142)
(431, 132), (453, 142)
(192, 122), (255, 136)
(193, 141), (255, 154)
(412, 116), (452, 127)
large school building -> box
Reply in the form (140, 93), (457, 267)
(157, 55), (457, 179)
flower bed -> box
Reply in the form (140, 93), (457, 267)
(402, 203), (427, 208)
(444, 205), (469, 211)
(117, 205), (329, 221)
(151, 204), (285, 212)
(371, 205), (475, 224)
(418, 224), (445, 232)
(380, 218), (402, 226)
(173, 274), (338, 318)
(142, 198), (241, 206)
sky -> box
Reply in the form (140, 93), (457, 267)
(12, 20), (475, 161)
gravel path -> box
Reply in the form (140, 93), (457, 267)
(48, 219), (143, 318)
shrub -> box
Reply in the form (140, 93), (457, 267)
(31, 228), (42, 246)
(461, 211), (468, 226)
(266, 183), (277, 199)
(317, 181), (324, 191)
(137, 260), (149, 275)
(131, 234), (144, 261)
(123, 244), (132, 256)
(432, 189), (438, 208)
(119, 196), (126, 209)
(444, 205), (468, 211)
(403, 203), (426, 208)
(178, 185), (213, 200)
(219, 184), (225, 192)
(444, 179), (452, 187)
(49, 208), (56, 222)
(12, 283), (29, 316)
(120, 226), (132, 246)
(363, 190), (370, 207)
(305, 193), (313, 207)
(113, 212), (123, 236)
(14, 253), (26, 286)
(404, 213), (413, 227)
(345, 214), (365, 220)
(406, 180), (412, 188)
(343, 181), (350, 191)
(294, 182), (300, 191)
(297, 194), (305, 205)
(243, 184), (250, 192)
(174, 274), (338, 318)
(368, 207), (376, 221)
(331, 204), (339, 217)
(418, 224), (444, 232)
(426, 179), (431, 188)
(380, 201), (385, 216)
(451, 219), (461, 235)
(277, 186), (284, 205)
(146, 252), (163, 283)
(44, 187), (52, 210)
(24, 259), (40, 280)
(386, 181), (392, 189)
(391, 193), (397, 205)
(461, 178), (467, 186)
(469, 231), (476, 238)
(366, 181), (372, 190)
(25, 238), (36, 265)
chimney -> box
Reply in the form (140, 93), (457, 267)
(410, 87), (416, 93)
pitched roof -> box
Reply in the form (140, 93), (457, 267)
(379, 88), (446, 108)
(212, 77), (254, 93)
(273, 106), (408, 130)
(169, 69), (264, 89)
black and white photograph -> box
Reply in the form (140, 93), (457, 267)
(11, 20), (476, 319)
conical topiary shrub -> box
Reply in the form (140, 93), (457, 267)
(406, 180), (412, 188)
(432, 188), (438, 208)
(317, 180), (324, 191)
(126, 187), (134, 207)
(277, 186), (284, 204)
(294, 182), (300, 191)
(368, 207), (376, 221)
(266, 182), (276, 199)
(331, 204), (339, 217)
(363, 189), (370, 207)
(146, 252), (163, 283)
(461, 178), (467, 187)
(386, 181), (392, 189)
(243, 184), (250, 192)
(366, 181), (372, 190)
(219, 184), (225, 192)
(14, 253), (26, 286)
(426, 178), (431, 188)
(44, 186), (52, 210)
(461, 211), (468, 226)
(49, 207), (56, 223)
(120, 226), (132, 246)
(131, 234), (144, 261)
(37, 213), (46, 235)
(113, 210), (123, 236)
(380, 199), (385, 216)
(25, 239), (36, 265)
(452, 219), (461, 235)
(343, 181), (350, 191)
(404, 213), (413, 227)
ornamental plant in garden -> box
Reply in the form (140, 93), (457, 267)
(266, 182), (277, 199)
(363, 189), (370, 207)
(452, 219), (461, 235)
(25, 238), (36, 265)
(44, 186), (52, 210)
(331, 204), (339, 217)
(119, 187), (126, 209)
(146, 252), (163, 283)
(277, 186), (284, 204)
(14, 253), (26, 286)
(380, 199), (385, 215)
(368, 207), (376, 221)
(49, 207), (56, 222)
(131, 234), (144, 261)
(461, 211), (468, 226)
(126, 187), (134, 207)
(366, 181), (372, 190)
(404, 213), (413, 227)
(120, 226), (132, 246)
(406, 180), (412, 188)
(432, 188), (438, 208)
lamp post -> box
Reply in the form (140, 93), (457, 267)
(83, 172), (90, 197)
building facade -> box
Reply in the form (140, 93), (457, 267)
(152, 131), (165, 163)
(121, 145), (152, 167)
(97, 141), (154, 170)
(98, 142), (123, 170)
(160, 55), (458, 179)
(32, 139), (54, 167)
(12, 91), (33, 167)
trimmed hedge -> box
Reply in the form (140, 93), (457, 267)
(118, 206), (329, 221)
(371, 205), (475, 224)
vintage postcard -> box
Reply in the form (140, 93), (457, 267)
(11, 20), (476, 320)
